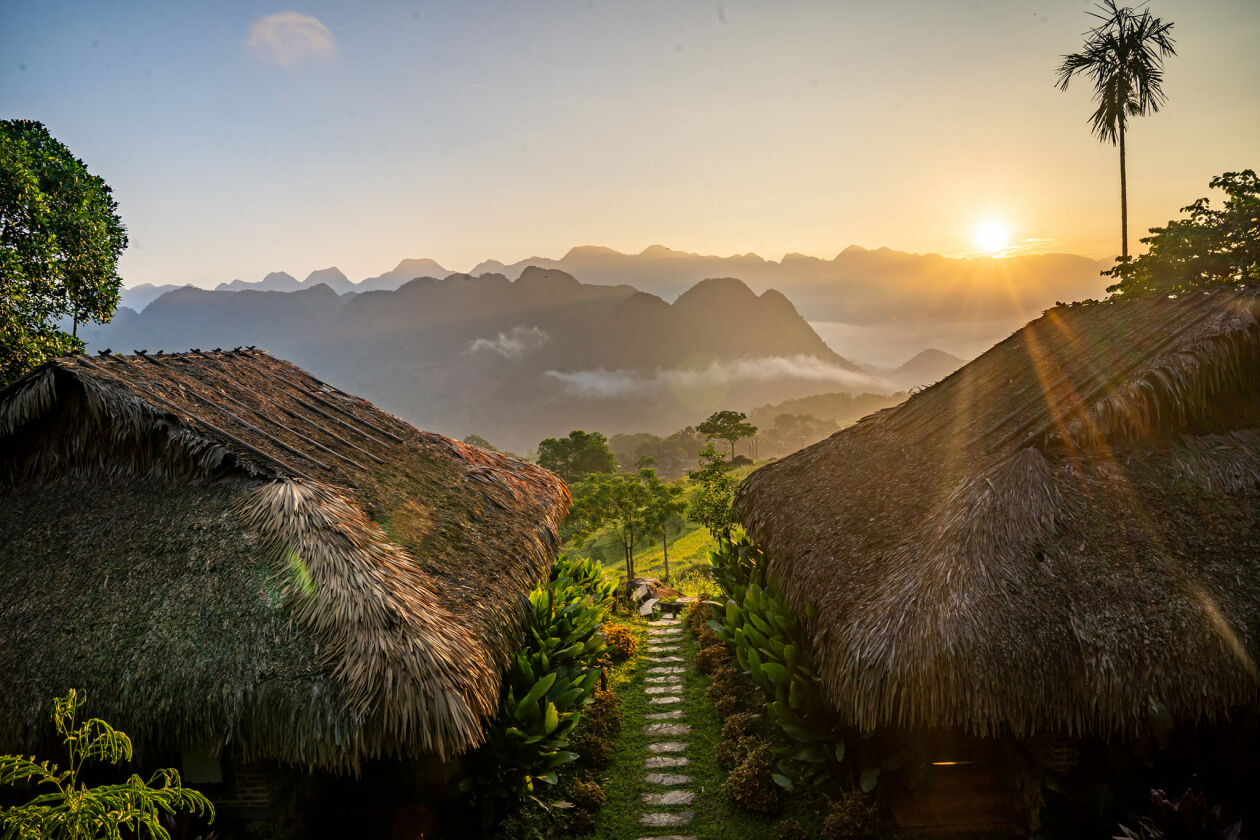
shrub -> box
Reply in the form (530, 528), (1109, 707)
(570, 732), (613, 769)
(722, 711), (758, 742)
(822, 790), (879, 839)
(722, 741), (783, 815)
(601, 623), (638, 662)
(569, 778), (606, 813)
(683, 599), (712, 633)
(695, 623), (721, 649)
(694, 644), (728, 675)
(463, 555), (615, 809)
(0, 690), (215, 840)
(776, 817), (810, 840)
(713, 694), (740, 717)
(583, 688), (623, 740)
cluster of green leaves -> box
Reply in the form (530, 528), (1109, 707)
(566, 467), (687, 587)
(1105, 170), (1260, 298)
(535, 430), (615, 485)
(1, 120), (128, 385)
(464, 555), (615, 815)
(708, 536), (881, 795)
(687, 443), (738, 542)
(0, 689), (213, 840)
(697, 410), (758, 460)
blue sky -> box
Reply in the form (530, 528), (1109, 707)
(3, 0), (1257, 288)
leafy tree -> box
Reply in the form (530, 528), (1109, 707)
(568, 471), (651, 595)
(1, 120), (128, 385)
(1105, 170), (1260, 298)
(536, 430), (616, 485)
(462, 433), (499, 452)
(1056, 1), (1176, 258)
(688, 443), (738, 541)
(697, 410), (758, 460)
(639, 468), (688, 582)
(0, 689), (213, 840)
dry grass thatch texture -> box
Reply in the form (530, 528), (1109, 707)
(736, 288), (1260, 739)
(0, 350), (570, 770)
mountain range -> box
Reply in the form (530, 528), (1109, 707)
(88, 270), (873, 452)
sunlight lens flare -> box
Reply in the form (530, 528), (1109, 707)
(973, 218), (1012, 253)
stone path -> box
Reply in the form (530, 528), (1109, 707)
(637, 618), (698, 840)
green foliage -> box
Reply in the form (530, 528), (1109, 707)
(1115, 789), (1242, 840)
(697, 410), (759, 459)
(1055, 1), (1176, 148)
(464, 555), (615, 811)
(1105, 170), (1260, 298)
(639, 469), (688, 581)
(722, 740), (783, 815)
(463, 434), (500, 452)
(536, 430), (616, 485)
(687, 443), (738, 541)
(600, 623), (638, 662)
(1, 120), (128, 385)
(822, 790), (879, 840)
(0, 689), (213, 840)
(707, 534), (882, 792)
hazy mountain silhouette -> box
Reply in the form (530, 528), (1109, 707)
(872, 348), (968, 391)
(118, 283), (193, 312)
(83, 271), (863, 451)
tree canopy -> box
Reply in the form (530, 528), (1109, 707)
(687, 442), (738, 541)
(536, 430), (616, 484)
(1, 120), (128, 385)
(697, 410), (758, 460)
(1105, 170), (1260, 298)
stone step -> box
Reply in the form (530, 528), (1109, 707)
(645, 685), (682, 695)
(644, 755), (689, 768)
(643, 790), (695, 806)
(643, 723), (691, 736)
(646, 645), (680, 654)
(648, 695), (682, 705)
(640, 812), (693, 828)
(647, 619), (680, 626)
(646, 666), (685, 675)
(646, 709), (686, 720)
(636, 836), (697, 840)
(645, 675), (682, 684)
(647, 627), (682, 636)
(645, 656), (685, 663)
(647, 741), (687, 753)
(644, 772), (691, 786)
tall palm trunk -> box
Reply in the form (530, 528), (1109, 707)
(1119, 113), (1128, 259)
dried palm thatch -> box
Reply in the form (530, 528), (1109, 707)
(0, 350), (569, 770)
(736, 289), (1260, 739)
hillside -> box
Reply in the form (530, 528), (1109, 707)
(83, 271), (869, 452)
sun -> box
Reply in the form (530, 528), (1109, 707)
(973, 218), (1012, 253)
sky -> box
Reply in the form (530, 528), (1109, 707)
(2, 0), (1257, 289)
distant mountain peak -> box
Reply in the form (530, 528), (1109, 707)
(563, 245), (624, 259)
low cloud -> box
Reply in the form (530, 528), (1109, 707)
(468, 326), (549, 358)
(546, 355), (888, 398)
(245, 12), (337, 67)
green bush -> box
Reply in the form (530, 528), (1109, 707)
(582, 688), (623, 740)
(694, 644), (728, 675)
(722, 740), (783, 815)
(569, 732), (613, 769)
(776, 817), (810, 840)
(822, 790), (879, 839)
(601, 623), (637, 662)
(463, 555), (616, 810)
(0, 689), (214, 840)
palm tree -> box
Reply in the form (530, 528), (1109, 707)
(1057, 1), (1176, 258)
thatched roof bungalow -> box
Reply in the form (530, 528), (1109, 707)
(0, 349), (569, 783)
(735, 290), (1260, 828)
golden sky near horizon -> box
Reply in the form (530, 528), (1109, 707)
(3, 0), (1257, 288)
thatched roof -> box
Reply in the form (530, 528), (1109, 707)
(0, 349), (569, 770)
(735, 289), (1260, 739)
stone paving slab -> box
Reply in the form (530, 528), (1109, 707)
(644, 723), (691, 736)
(643, 790), (695, 806)
(647, 628), (682, 636)
(644, 773), (692, 786)
(650, 740), (690, 755)
(646, 645), (680, 653)
(645, 675), (682, 684)
(646, 620), (679, 626)
(646, 709), (686, 719)
(644, 755), (689, 768)
(645, 685), (683, 695)
(640, 811), (693, 827)
(645, 656), (685, 663)
(647, 741), (687, 753)
(648, 695), (682, 705)
(636, 836), (697, 840)
(646, 666), (685, 675)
